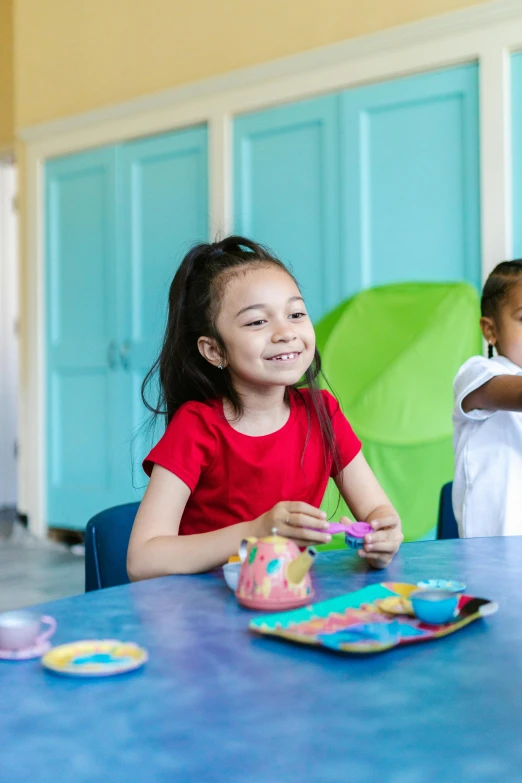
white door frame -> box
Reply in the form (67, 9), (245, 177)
(0, 159), (18, 509)
(20, 0), (522, 536)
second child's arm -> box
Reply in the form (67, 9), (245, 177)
(462, 375), (522, 414)
(127, 465), (331, 581)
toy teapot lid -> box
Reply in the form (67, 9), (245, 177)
(239, 528), (294, 562)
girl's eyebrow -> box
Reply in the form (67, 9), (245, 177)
(235, 296), (304, 318)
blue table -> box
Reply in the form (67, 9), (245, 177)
(1, 538), (521, 783)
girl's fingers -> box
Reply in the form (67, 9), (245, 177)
(287, 513), (329, 530)
(365, 530), (402, 546)
(358, 549), (393, 567)
(287, 502), (327, 521)
(369, 516), (401, 531)
(364, 540), (399, 554)
(280, 522), (331, 544)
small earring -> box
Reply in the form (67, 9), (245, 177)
(218, 363), (223, 370)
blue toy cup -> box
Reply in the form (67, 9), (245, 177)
(410, 589), (459, 625)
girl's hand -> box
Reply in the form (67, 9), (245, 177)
(347, 513), (403, 569)
(253, 502), (332, 547)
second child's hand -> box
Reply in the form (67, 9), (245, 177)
(253, 501), (332, 547)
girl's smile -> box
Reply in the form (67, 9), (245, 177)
(265, 351), (301, 363)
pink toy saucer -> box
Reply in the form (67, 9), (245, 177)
(0, 639), (52, 661)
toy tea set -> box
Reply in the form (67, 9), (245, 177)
(0, 610), (147, 677)
(0, 522), (497, 669)
(223, 523), (498, 655)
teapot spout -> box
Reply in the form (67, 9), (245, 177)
(287, 547), (317, 585)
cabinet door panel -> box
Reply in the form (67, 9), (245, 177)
(46, 148), (121, 528)
(234, 96), (341, 323)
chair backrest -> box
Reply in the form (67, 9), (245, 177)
(85, 502), (140, 591)
(437, 482), (459, 540)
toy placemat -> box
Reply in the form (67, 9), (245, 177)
(249, 583), (498, 654)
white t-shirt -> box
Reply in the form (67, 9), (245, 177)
(452, 355), (522, 537)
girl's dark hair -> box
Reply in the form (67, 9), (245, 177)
(142, 235), (342, 476)
(481, 260), (522, 357)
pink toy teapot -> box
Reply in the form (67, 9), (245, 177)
(235, 529), (316, 611)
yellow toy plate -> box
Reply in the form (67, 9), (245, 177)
(42, 639), (148, 678)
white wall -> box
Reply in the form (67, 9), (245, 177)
(0, 161), (18, 508)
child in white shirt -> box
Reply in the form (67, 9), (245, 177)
(453, 261), (522, 537)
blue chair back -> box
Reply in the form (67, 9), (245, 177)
(85, 502), (140, 591)
(437, 482), (459, 540)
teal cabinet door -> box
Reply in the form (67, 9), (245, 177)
(234, 96), (342, 323)
(340, 64), (481, 295)
(118, 126), (209, 486)
(511, 53), (522, 256)
(45, 127), (209, 529)
(46, 148), (121, 528)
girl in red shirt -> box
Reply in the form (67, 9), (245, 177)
(127, 237), (403, 579)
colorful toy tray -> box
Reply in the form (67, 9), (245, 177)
(249, 582), (498, 654)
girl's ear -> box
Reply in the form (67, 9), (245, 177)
(197, 336), (226, 368)
(480, 316), (497, 348)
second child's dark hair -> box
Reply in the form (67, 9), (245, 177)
(481, 260), (522, 357)
(142, 235), (342, 476)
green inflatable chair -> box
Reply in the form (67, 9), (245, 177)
(315, 282), (481, 545)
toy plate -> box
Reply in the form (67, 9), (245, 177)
(250, 583), (497, 654)
(41, 639), (148, 677)
(417, 579), (466, 593)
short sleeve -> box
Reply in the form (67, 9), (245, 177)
(453, 356), (513, 422)
(143, 402), (216, 490)
(322, 390), (362, 476)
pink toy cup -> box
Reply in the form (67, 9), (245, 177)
(0, 611), (56, 651)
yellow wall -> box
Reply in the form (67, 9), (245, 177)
(15, 0), (488, 130)
(0, 0), (13, 148)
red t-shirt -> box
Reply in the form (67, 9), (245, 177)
(143, 389), (361, 536)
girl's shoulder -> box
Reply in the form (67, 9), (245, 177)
(454, 355), (491, 383)
(455, 354), (522, 387)
(167, 398), (222, 431)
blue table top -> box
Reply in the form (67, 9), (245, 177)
(1, 537), (521, 783)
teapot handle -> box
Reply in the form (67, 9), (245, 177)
(239, 537), (258, 563)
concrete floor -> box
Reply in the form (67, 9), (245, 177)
(0, 509), (84, 612)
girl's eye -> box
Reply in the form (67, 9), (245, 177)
(245, 319), (267, 327)
(289, 312), (307, 320)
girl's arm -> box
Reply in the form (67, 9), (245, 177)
(333, 451), (403, 569)
(127, 465), (331, 580)
(462, 375), (522, 413)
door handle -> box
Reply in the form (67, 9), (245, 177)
(120, 340), (131, 370)
(107, 340), (118, 370)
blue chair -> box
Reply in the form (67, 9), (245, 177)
(85, 502), (140, 591)
(437, 482), (459, 540)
